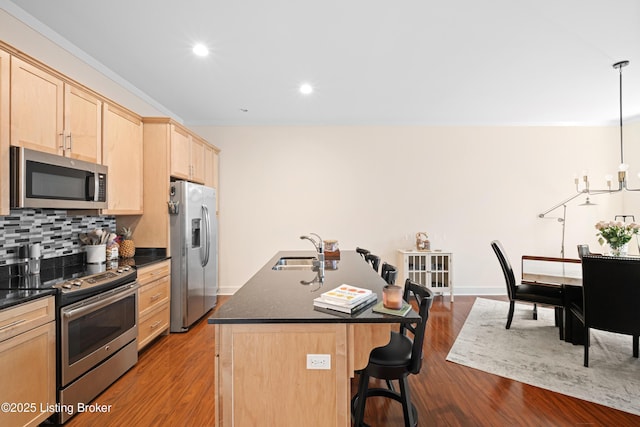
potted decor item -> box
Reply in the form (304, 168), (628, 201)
(415, 232), (430, 251)
(595, 220), (640, 256)
(79, 228), (108, 264)
(119, 226), (136, 258)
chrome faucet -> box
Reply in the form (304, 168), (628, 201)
(299, 233), (325, 289)
(299, 233), (325, 263)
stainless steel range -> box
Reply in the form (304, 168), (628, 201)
(53, 266), (138, 423)
(0, 261), (138, 424)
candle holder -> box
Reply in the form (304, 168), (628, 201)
(382, 285), (403, 310)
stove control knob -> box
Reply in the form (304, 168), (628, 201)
(117, 268), (124, 273)
(62, 283), (72, 289)
(72, 280), (82, 287)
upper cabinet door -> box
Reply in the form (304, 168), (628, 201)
(203, 143), (216, 188)
(190, 136), (205, 184)
(64, 84), (102, 163)
(170, 124), (191, 180)
(0, 49), (9, 216)
(10, 57), (64, 154)
(102, 103), (143, 215)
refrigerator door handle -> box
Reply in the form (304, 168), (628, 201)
(202, 205), (211, 267)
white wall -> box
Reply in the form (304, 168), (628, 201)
(5, 6), (639, 297)
(193, 125), (639, 295)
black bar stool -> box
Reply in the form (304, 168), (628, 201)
(356, 247), (370, 259)
(381, 262), (397, 285)
(351, 279), (434, 427)
(365, 253), (380, 272)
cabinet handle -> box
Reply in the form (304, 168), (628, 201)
(67, 132), (73, 151)
(150, 320), (162, 329)
(59, 132), (66, 150)
(150, 293), (161, 301)
(0, 319), (26, 332)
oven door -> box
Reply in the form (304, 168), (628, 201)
(60, 282), (138, 386)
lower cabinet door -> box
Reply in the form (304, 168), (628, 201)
(0, 321), (56, 427)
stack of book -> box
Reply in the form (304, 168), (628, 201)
(313, 284), (377, 314)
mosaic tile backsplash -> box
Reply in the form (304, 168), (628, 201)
(0, 209), (116, 266)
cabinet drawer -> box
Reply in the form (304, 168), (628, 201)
(0, 296), (55, 343)
(137, 260), (170, 286)
(139, 275), (170, 317)
(138, 302), (170, 350)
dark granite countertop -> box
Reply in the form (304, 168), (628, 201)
(123, 248), (170, 268)
(123, 255), (171, 268)
(0, 288), (56, 311)
(208, 250), (420, 325)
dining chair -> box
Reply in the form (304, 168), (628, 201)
(351, 279), (434, 427)
(570, 255), (640, 367)
(490, 240), (564, 337)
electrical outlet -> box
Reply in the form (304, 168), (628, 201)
(306, 354), (331, 370)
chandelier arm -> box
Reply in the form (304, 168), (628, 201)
(582, 189), (622, 195)
(577, 179), (624, 194)
(538, 192), (585, 218)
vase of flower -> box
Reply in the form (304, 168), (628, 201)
(595, 221), (639, 256)
(610, 242), (629, 257)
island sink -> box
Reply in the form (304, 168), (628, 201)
(272, 256), (317, 270)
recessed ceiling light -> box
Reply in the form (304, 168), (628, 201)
(299, 83), (313, 95)
(192, 43), (209, 57)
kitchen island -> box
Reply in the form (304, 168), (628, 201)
(208, 250), (420, 427)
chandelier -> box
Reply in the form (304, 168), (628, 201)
(538, 60), (636, 257)
(577, 60), (640, 194)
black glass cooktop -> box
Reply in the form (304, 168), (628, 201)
(0, 253), (121, 291)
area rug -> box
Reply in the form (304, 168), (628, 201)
(446, 298), (640, 416)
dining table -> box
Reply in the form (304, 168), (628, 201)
(521, 255), (584, 344)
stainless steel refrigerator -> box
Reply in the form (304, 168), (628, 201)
(169, 180), (218, 332)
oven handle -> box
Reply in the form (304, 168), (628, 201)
(62, 282), (138, 320)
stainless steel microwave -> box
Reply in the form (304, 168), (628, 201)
(10, 147), (108, 209)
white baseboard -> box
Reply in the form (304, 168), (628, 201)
(218, 285), (240, 295)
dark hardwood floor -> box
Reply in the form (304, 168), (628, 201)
(62, 295), (640, 426)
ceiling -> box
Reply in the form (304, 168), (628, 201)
(3, 0), (640, 126)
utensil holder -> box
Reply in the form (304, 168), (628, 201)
(86, 244), (106, 264)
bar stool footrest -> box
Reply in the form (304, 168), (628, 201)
(351, 387), (418, 427)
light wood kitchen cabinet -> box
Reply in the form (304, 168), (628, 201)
(203, 143), (220, 212)
(10, 57), (64, 155)
(124, 118), (219, 253)
(63, 83), (102, 163)
(0, 48), (9, 216)
(10, 57), (101, 163)
(137, 260), (171, 350)
(166, 120), (209, 183)
(0, 296), (56, 427)
(203, 141), (219, 188)
(169, 123), (191, 180)
(102, 102), (143, 215)
(190, 135), (206, 184)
